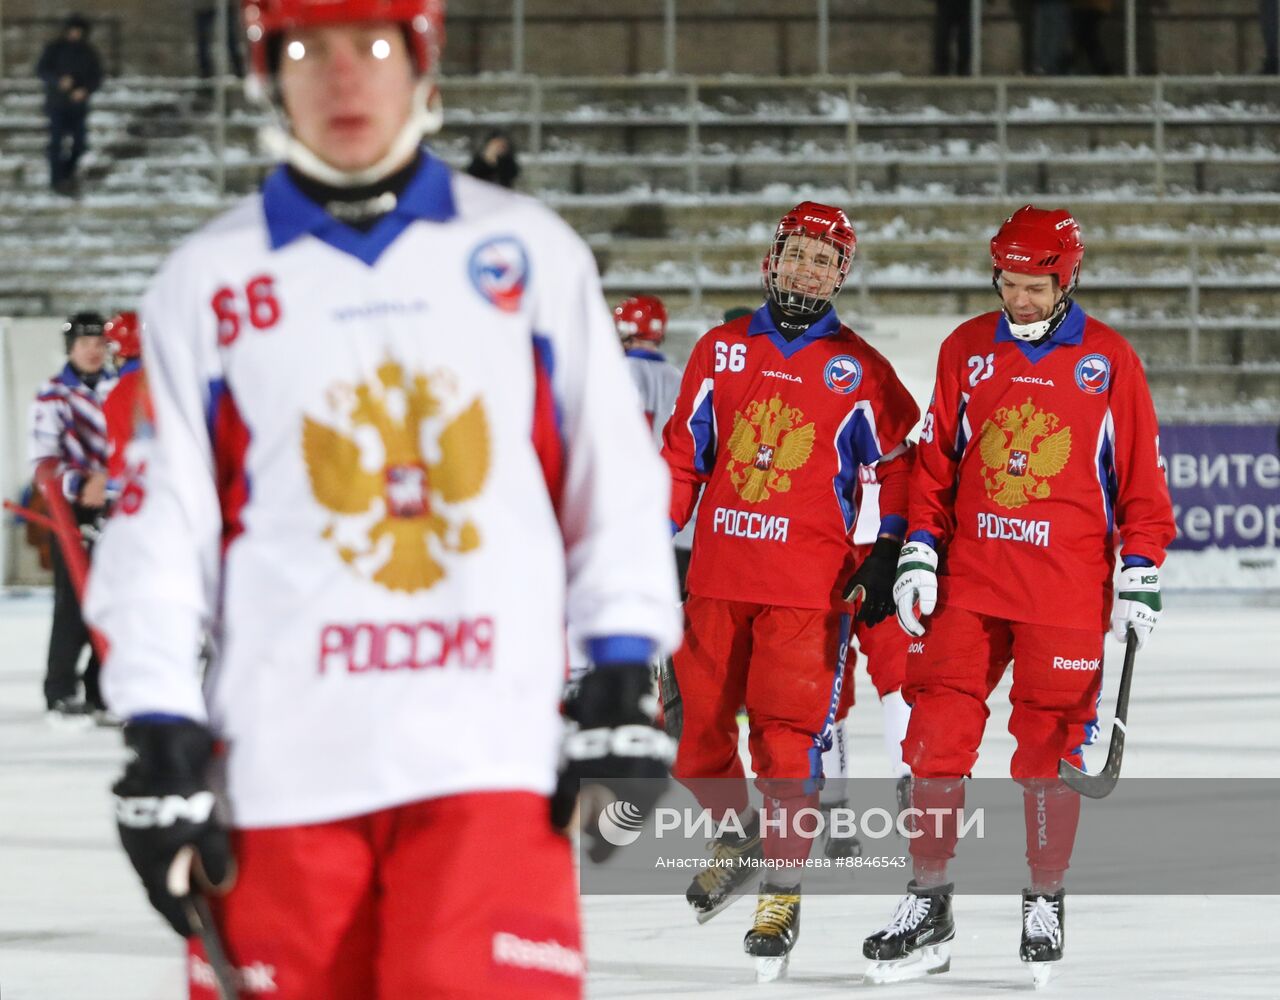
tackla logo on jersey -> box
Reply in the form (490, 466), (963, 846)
(977, 399), (1072, 509)
(303, 360), (490, 592)
(1074, 353), (1111, 395)
(823, 355), (863, 394)
(726, 395), (815, 503)
(468, 236), (529, 313)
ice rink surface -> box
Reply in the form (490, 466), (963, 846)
(1, 589), (1278, 999)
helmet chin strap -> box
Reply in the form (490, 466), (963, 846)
(1004, 314), (1053, 342)
(259, 78), (443, 188)
(1003, 294), (1071, 342)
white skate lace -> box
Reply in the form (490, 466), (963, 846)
(752, 891), (800, 936)
(1023, 896), (1061, 942)
(881, 893), (932, 936)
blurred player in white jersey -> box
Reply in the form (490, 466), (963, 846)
(85, 2), (680, 997)
(614, 294), (693, 588)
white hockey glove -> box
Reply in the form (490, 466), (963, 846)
(893, 541), (939, 638)
(1111, 564), (1161, 650)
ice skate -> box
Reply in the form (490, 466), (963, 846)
(685, 826), (763, 923)
(1021, 887), (1065, 990)
(863, 880), (955, 984)
(45, 699), (95, 732)
(743, 882), (800, 983)
(820, 799), (863, 860)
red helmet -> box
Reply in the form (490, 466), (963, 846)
(990, 205), (1084, 291)
(103, 311), (141, 361)
(241, 0), (446, 80)
(614, 295), (668, 345)
(763, 201), (856, 317)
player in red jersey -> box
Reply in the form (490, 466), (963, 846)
(862, 206), (1175, 988)
(101, 311), (151, 488)
(662, 202), (919, 980)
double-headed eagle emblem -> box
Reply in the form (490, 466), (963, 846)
(977, 399), (1071, 509)
(303, 360), (490, 592)
(725, 395), (815, 503)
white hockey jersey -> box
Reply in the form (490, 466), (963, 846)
(622, 346), (695, 551)
(85, 153), (682, 828)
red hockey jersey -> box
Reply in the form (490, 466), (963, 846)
(910, 304), (1175, 631)
(663, 306), (919, 610)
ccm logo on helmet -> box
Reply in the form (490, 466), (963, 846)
(1005, 254), (1031, 262)
(802, 215), (828, 223)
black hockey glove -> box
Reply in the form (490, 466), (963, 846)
(842, 536), (903, 627)
(553, 663), (674, 862)
(113, 720), (233, 937)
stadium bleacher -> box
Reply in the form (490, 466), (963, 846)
(0, 2), (1276, 420)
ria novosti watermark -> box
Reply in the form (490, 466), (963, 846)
(598, 801), (985, 848)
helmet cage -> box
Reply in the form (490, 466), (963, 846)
(762, 202), (856, 319)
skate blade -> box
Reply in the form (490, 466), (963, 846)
(1028, 961), (1054, 989)
(691, 872), (763, 925)
(755, 955), (789, 983)
(864, 943), (951, 984)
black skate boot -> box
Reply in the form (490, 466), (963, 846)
(1021, 887), (1065, 989)
(743, 882), (801, 983)
(821, 799), (864, 860)
(863, 880), (955, 984)
(684, 823), (763, 923)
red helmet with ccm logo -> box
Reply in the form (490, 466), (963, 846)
(990, 205), (1085, 292)
(240, 0), (446, 80)
(762, 201), (857, 317)
(613, 295), (669, 345)
(103, 311), (141, 361)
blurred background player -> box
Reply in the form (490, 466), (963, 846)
(28, 311), (116, 726)
(863, 206), (1175, 987)
(662, 203), (918, 981)
(615, 293), (693, 589)
(100, 310), (150, 494)
(614, 292), (691, 735)
(84, 2), (680, 997)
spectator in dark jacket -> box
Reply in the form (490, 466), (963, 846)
(36, 14), (103, 194)
(466, 132), (521, 189)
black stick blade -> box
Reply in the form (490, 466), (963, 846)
(1059, 726), (1126, 798)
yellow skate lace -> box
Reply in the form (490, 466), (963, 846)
(751, 891), (800, 937)
(693, 835), (760, 894)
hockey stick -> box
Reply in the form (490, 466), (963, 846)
(1058, 628), (1139, 799)
(6, 485), (111, 662)
(657, 656), (683, 740)
(171, 846), (241, 1000)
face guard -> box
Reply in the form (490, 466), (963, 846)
(990, 205), (1085, 341)
(762, 202), (856, 319)
(241, 0), (446, 186)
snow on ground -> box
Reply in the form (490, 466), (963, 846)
(0, 590), (1278, 998)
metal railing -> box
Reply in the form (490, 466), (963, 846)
(3, 1), (1278, 79)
